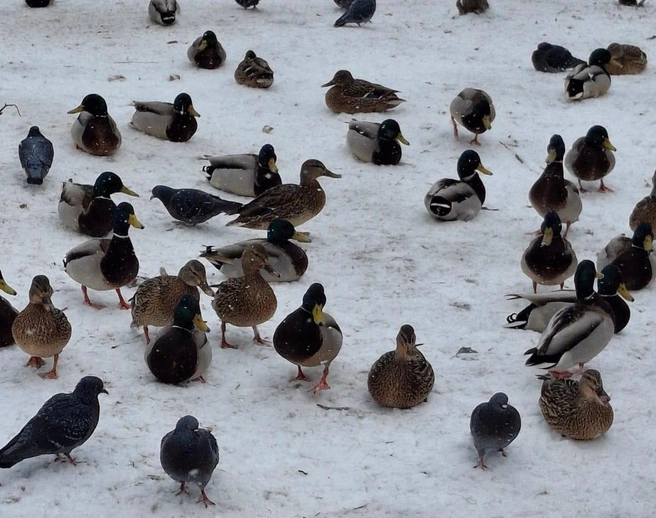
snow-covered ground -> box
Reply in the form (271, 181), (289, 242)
(0, 0), (655, 516)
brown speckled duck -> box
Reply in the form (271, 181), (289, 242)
(234, 50), (274, 89)
(605, 43), (647, 75)
(629, 170), (656, 231)
(322, 70), (405, 114)
(0, 271), (18, 347)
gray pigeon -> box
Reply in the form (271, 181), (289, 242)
(334, 0), (375, 26)
(235, 0), (259, 8)
(160, 415), (220, 508)
(470, 393), (521, 469)
(0, 376), (108, 468)
(334, 0), (353, 8)
(151, 185), (242, 225)
(19, 126), (54, 185)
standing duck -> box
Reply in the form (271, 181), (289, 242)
(564, 48), (615, 101)
(0, 271), (18, 347)
(564, 125), (616, 192)
(470, 393), (521, 469)
(11, 275), (71, 379)
(273, 283), (342, 393)
(131, 93), (200, 142)
(449, 88), (495, 145)
(67, 94), (121, 156)
(19, 126), (54, 185)
(367, 325), (434, 408)
(346, 119), (409, 165)
(531, 42), (586, 73)
(149, 0), (179, 25)
(150, 186), (241, 226)
(629, 170), (656, 231)
(605, 43), (647, 75)
(234, 50), (274, 89)
(64, 202), (144, 310)
(598, 222), (653, 291)
(424, 150), (492, 221)
(322, 70), (405, 114)
(187, 31), (226, 70)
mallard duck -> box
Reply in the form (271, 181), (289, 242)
(629, 170), (656, 231)
(564, 125), (616, 192)
(145, 294), (211, 384)
(58, 172), (139, 237)
(521, 210), (578, 293)
(529, 134), (582, 237)
(424, 150), (492, 221)
(203, 144), (280, 197)
(346, 119), (409, 165)
(235, 0), (259, 7)
(211, 244), (277, 349)
(150, 186), (241, 226)
(0, 271), (18, 347)
(605, 43), (647, 75)
(449, 88), (495, 145)
(149, 0), (179, 25)
(598, 222), (653, 290)
(131, 260), (214, 343)
(234, 50), (274, 89)
(470, 393), (521, 469)
(531, 42), (586, 73)
(273, 283), (342, 393)
(19, 126), (54, 185)
(367, 324), (434, 408)
(524, 260), (614, 378)
(187, 31), (226, 70)
(334, 0), (376, 27)
(322, 70), (405, 114)
(226, 159), (341, 231)
(64, 202), (144, 310)
(11, 275), (71, 379)
(67, 94), (121, 156)
(131, 93), (200, 143)
(456, 0), (489, 15)
(201, 219), (310, 282)
(539, 369), (613, 440)
(564, 48), (616, 101)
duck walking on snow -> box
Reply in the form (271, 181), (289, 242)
(450, 88), (495, 145)
(19, 126), (54, 185)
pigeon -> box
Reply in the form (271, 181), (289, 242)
(150, 186), (242, 226)
(531, 43), (586, 73)
(160, 415), (220, 508)
(235, 0), (259, 8)
(0, 376), (108, 468)
(470, 393), (521, 469)
(334, 0), (353, 7)
(334, 0), (375, 27)
(19, 126), (54, 185)
(149, 0), (180, 26)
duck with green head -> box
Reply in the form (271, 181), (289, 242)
(346, 119), (409, 165)
(67, 94), (121, 156)
(131, 93), (200, 143)
(188, 31), (226, 69)
(565, 48), (617, 101)
(565, 125), (616, 192)
(449, 88), (495, 145)
(599, 222), (653, 291)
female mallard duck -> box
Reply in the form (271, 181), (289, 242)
(131, 260), (214, 344)
(367, 324), (434, 408)
(187, 31), (226, 70)
(564, 48), (616, 101)
(321, 70), (405, 114)
(605, 43), (647, 75)
(524, 260), (614, 378)
(564, 125), (616, 192)
(449, 88), (495, 145)
(64, 202), (144, 310)
(58, 172), (139, 237)
(346, 119), (409, 165)
(521, 210), (578, 293)
(149, 0), (179, 25)
(145, 295), (211, 384)
(424, 150), (492, 221)
(273, 283), (342, 393)
(211, 244), (277, 349)
(67, 94), (121, 156)
(0, 271), (18, 347)
(234, 50), (274, 89)
(11, 275), (72, 379)
(203, 144), (280, 197)
(598, 222), (653, 290)
(629, 170), (656, 231)
(131, 93), (200, 142)
(456, 0), (489, 15)
(226, 159), (341, 231)
(529, 134), (582, 238)
(201, 219), (310, 282)
(539, 369), (613, 440)
(531, 42), (586, 73)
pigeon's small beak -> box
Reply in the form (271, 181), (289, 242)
(101, 388), (109, 395)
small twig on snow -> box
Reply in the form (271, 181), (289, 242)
(316, 404), (351, 411)
(0, 103), (21, 117)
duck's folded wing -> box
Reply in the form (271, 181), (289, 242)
(132, 101), (175, 116)
(204, 154), (256, 169)
(60, 181), (94, 209)
(238, 186), (297, 217)
(506, 290), (577, 304)
(565, 64), (587, 80)
(536, 306), (605, 356)
(348, 120), (380, 139)
(64, 238), (111, 263)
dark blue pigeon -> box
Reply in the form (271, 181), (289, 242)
(19, 126), (54, 185)
(151, 185), (242, 225)
(334, 0), (375, 26)
(235, 0), (259, 8)
(470, 393), (521, 469)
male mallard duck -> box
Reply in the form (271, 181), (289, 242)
(131, 93), (200, 142)
(564, 48), (615, 101)
(0, 271), (18, 347)
(131, 260), (214, 343)
(322, 70), (405, 114)
(346, 119), (409, 165)
(226, 159), (341, 231)
(531, 42), (586, 73)
(58, 172), (139, 237)
(203, 144), (280, 197)
(605, 43), (647, 75)
(187, 31), (226, 70)
(211, 244), (277, 349)
(598, 222), (653, 290)
(529, 134), (582, 238)
(145, 295), (211, 384)
(273, 283), (342, 393)
(539, 369), (613, 440)
(149, 0), (179, 25)
(456, 0), (489, 15)
(201, 219), (310, 282)
(564, 125), (616, 192)
(11, 275), (72, 379)
(150, 186), (241, 226)
(449, 88), (495, 145)
(470, 393), (521, 470)
(67, 94), (122, 156)
(367, 324), (434, 409)
(334, 0), (376, 27)
(64, 202), (144, 310)
(19, 126), (54, 185)
(524, 260), (614, 378)
(234, 50), (274, 89)
(521, 210), (578, 293)
(424, 149), (492, 221)
(629, 170), (656, 231)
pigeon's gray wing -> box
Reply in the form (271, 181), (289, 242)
(171, 190), (242, 224)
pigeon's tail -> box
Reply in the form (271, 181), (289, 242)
(212, 197), (243, 215)
(0, 433), (38, 468)
(26, 176), (44, 185)
(334, 12), (349, 27)
(568, 56), (587, 68)
(25, 166), (46, 185)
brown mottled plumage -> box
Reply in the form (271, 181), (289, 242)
(0, 271), (18, 347)
(234, 50), (274, 89)
(606, 43), (647, 75)
(321, 70), (405, 114)
(629, 171), (656, 231)
(456, 0), (489, 14)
